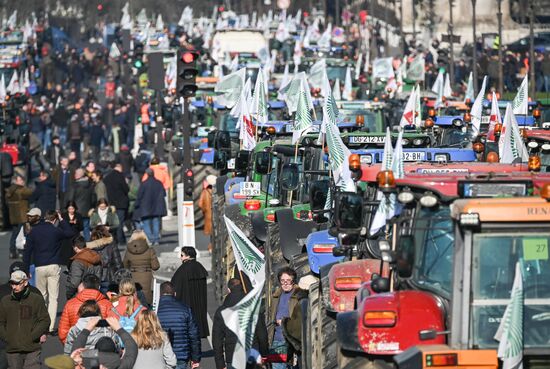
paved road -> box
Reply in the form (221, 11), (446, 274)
(0, 216), (218, 369)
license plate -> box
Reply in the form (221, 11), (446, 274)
(227, 159), (235, 169)
(417, 168), (469, 174)
(349, 136), (385, 144)
(239, 182), (261, 196)
(403, 152), (425, 161)
(481, 116), (490, 124)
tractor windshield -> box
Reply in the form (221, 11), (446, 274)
(261, 156), (280, 198)
(438, 127), (473, 147)
(338, 110), (378, 132)
(219, 113), (239, 133)
(412, 206), (454, 299)
(470, 232), (550, 349)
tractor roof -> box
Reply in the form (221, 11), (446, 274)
(451, 197), (550, 222)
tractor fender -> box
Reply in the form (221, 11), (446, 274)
(225, 177), (245, 205)
(327, 259), (388, 313)
(276, 208), (316, 262)
(305, 230), (344, 275)
(250, 210), (268, 243)
(357, 290), (446, 356)
(215, 175), (228, 196)
(319, 262), (338, 311)
(336, 310), (363, 354)
(224, 203), (252, 238)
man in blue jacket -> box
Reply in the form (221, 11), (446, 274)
(23, 210), (75, 334)
(157, 281), (201, 369)
(134, 168), (166, 246)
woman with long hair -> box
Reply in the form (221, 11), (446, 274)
(61, 200), (84, 266)
(131, 310), (177, 369)
(108, 278), (146, 321)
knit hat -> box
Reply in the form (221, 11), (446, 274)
(44, 355), (75, 369)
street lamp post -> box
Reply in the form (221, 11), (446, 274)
(471, 0), (478, 92)
(497, 0), (503, 95)
(449, 0), (455, 88)
(529, 0), (536, 98)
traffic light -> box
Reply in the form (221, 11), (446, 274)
(177, 50), (199, 98)
(184, 168), (194, 201)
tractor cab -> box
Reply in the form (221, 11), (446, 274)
(394, 189), (550, 368)
(334, 172), (550, 368)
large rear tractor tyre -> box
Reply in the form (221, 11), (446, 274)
(308, 281), (321, 369)
(265, 223), (284, 318)
(289, 252), (311, 280)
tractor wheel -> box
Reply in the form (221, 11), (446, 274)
(308, 281), (321, 369)
(191, 165), (219, 230)
(301, 297), (311, 369)
(289, 252), (311, 280)
(316, 273), (337, 369)
(265, 223), (284, 317)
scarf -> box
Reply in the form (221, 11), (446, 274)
(98, 207), (108, 225)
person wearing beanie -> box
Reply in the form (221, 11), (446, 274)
(0, 270), (50, 369)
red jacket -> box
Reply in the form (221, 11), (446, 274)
(107, 295), (147, 319)
(58, 289), (113, 343)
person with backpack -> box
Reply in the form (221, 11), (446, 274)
(66, 236), (103, 300)
(87, 225), (123, 291)
(108, 279), (146, 332)
(58, 274), (113, 344)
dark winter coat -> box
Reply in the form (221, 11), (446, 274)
(5, 184), (33, 225)
(24, 219), (76, 270)
(122, 233), (160, 304)
(116, 151), (134, 179)
(0, 286), (50, 353)
(212, 285), (268, 369)
(30, 178), (57, 215)
(45, 144), (65, 168)
(134, 176), (166, 219)
(66, 248), (103, 299)
(89, 206), (120, 231)
(269, 287), (301, 346)
(87, 236), (123, 285)
(157, 295), (201, 362)
(103, 169), (130, 210)
(69, 177), (96, 217)
(60, 211), (84, 266)
(171, 259), (209, 338)
(52, 165), (74, 198)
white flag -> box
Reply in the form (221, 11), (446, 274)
(0, 75), (6, 103)
(237, 89), (257, 151)
(399, 89), (417, 127)
(494, 262), (523, 369)
(279, 72), (313, 114)
(464, 72), (474, 102)
(372, 57), (395, 79)
(406, 54), (425, 81)
(443, 73), (452, 98)
(277, 63), (290, 101)
(355, 53), (362, 80)
(251, 68), (269, 125)
(332, 78), (342, 101)
(471, 76), (488, 136)
(229, 55), (239, 72)
(222, 216), (266, 369)
(414, 85), (422, 127)
(109, 43), (121, 59)
(342, 66), (353, 101)
(324, 88), (355, 192)
(6, 70), (18, 94)
(512, 75), (528, 116)
(215, 68), (246, 109)
(487, 91), (502, 141)
(499, 103), (529, 164)
(292, 79), (313, 144)
(431, 70), (444, 94)
(155, 14), (164, 30)
(308, 59), (326, 90)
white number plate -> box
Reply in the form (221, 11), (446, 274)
(239, 182), (261, 196)
(417, 168), (469, 174)
(227, 159), (235, 169)
(481, 116), (490, 124)
(349, 136), (385, 144)
(403, 152), (425, 161)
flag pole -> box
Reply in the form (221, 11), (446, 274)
(234, 266), (248, 294)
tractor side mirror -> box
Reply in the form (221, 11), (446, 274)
(334, 192), (364, 234)
(213, 151), (227, 170)
(255, 151), (272, 175)
(235, 150), (251, 172)
(215, 131), (231, 150)
(280, 163), (300, 191)
(396, 235), (415, 278)
(309, 179), (330, 211)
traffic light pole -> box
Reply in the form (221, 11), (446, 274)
(182, 97), (191, 172)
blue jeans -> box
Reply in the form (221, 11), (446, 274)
(115, 209), (127, 245)
(142, 217), (160, 244)
(83, 217), (91, 241)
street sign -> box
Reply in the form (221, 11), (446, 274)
(442, 34), (461, 43)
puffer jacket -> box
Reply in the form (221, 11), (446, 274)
(87, 236), (123, 285)
(123, 233), (160, 304)
(157, 295), (201, 362)
(66, 248), (103, 299)
(58, 288), (113, 343)
(64, 316), (120, 355)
